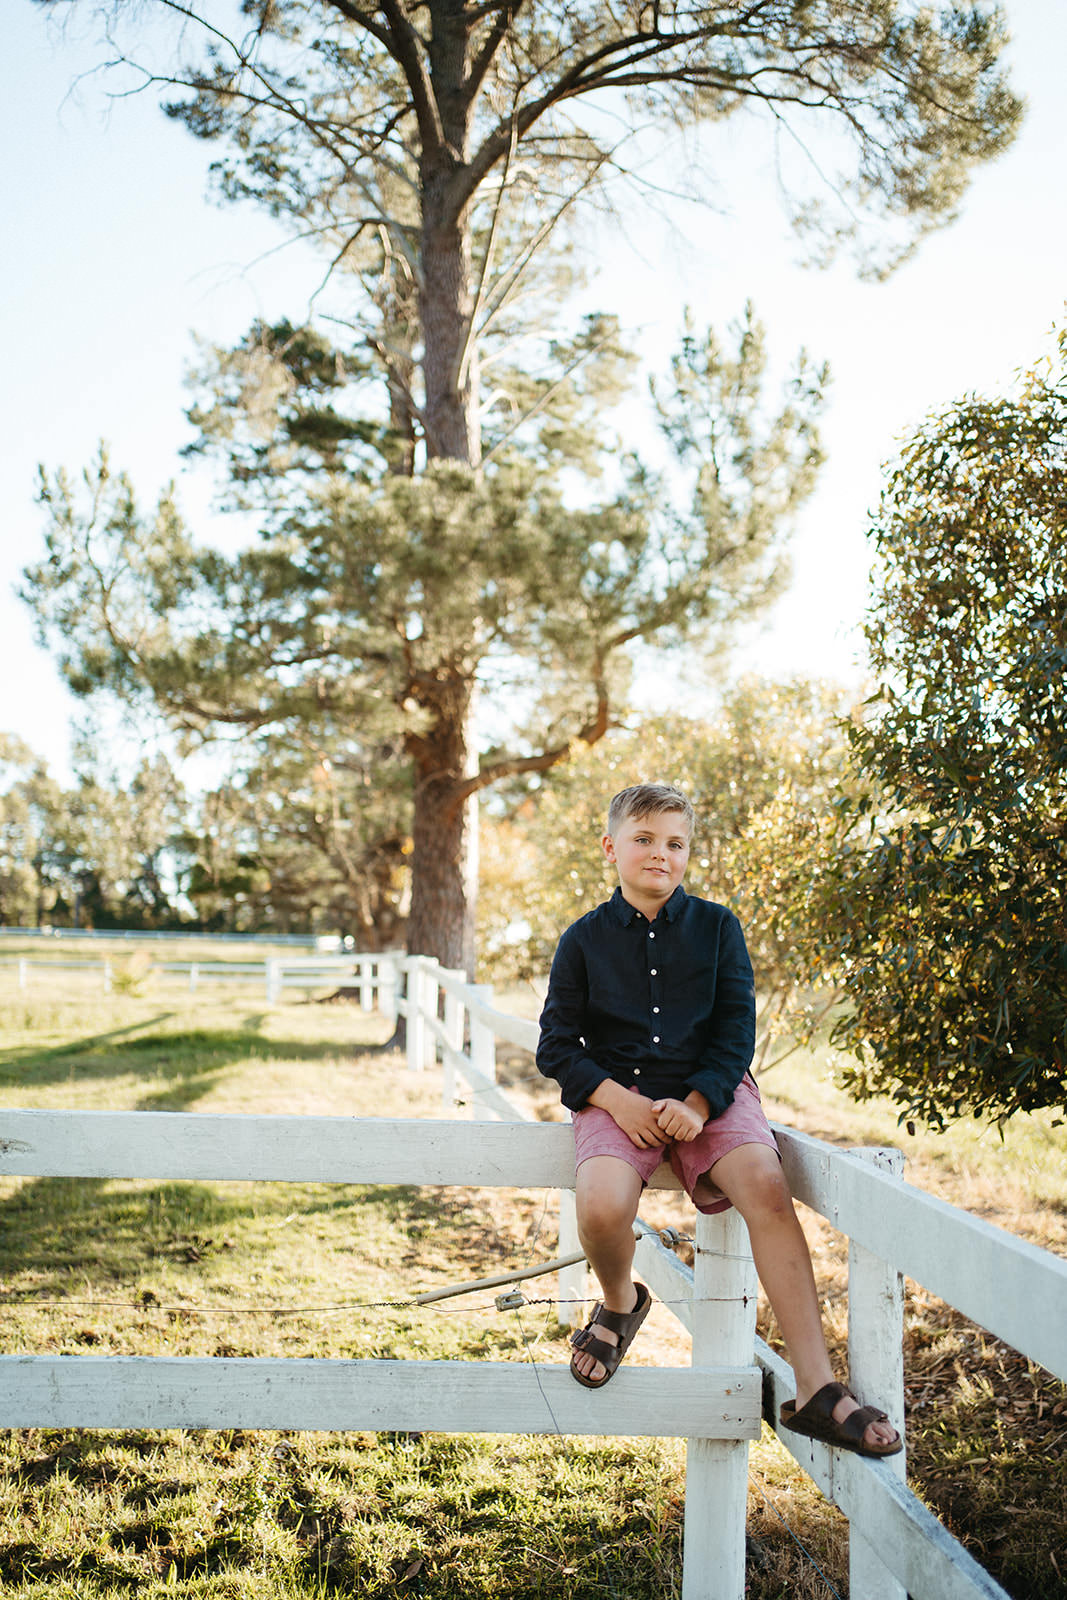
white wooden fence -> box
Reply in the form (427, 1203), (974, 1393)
(376, 951), (1067, 1600)
(2, 948), (1065, 1600)
(0, 927), (334, 946)
(0, 1110), (760, 1600)
(2, 952), (370, 999)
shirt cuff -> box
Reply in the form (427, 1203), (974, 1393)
(683, 1065), (746, 1121)
(558, 1058), (612, 1114)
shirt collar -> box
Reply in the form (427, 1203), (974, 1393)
(609, 884), (688, 925)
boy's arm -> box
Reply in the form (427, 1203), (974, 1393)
(684, 912), (757, 1120)
(536, 929), (612, 1112)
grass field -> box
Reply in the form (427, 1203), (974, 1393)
(0, 970), (1064, 1599)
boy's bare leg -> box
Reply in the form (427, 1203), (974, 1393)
(573, 1155), (645, 1383)
(709, 1144), (900, 1452)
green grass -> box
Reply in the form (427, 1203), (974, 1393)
(0, 984), (1064, 1597)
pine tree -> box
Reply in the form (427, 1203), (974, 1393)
(25, 0), (1021, 966)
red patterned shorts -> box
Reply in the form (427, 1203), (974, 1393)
(571, 1072), (779, 1215)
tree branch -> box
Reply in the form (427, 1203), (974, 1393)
(373, 0), (447, 158)
(459, 675), (612, 799)
(467, 0), (523, 101)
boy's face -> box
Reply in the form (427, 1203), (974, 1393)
(602, 808), (691, 913)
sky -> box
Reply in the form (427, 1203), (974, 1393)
(3, 0), (1066, 784)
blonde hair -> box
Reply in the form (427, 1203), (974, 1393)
(607, 783), (694, 836)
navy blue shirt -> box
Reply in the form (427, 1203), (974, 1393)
(536, 885), (755, 1119)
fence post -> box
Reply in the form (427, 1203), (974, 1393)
(378, 955), (399, 1027)
(847, 1146), (907, 1600)
(421, 962), (440, 1069)
(18, 958), (27, 991)
(406, 957), (428, 1072)
(557, 1187), (585, 1328)
(189, 963), (199, 994)
(102, 959), (113, 994)
(468, 985), (497, 1095)
(265, 959), (281, 1004)
(358, 958), (374, 1012)
(438, 969), (466, 1108)
(682, 1206), (757, 1600)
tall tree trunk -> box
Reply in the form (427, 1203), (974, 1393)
(405, 672), (478, 975)
(410, 199), (482, 970)
(406, 10), (482, 971)
(420, 198), (479, 463)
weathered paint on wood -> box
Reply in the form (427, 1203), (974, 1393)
(0, 1111), (682, 1193)
(0, 1356), (760, 1438)
(464, 993), (540, 1053)
(633, 1225), (695, 1331)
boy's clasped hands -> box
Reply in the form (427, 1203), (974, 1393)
(590, 1078), (708, 1149)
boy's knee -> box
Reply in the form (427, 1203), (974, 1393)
(759, 1170), (796, 1214)
(575, 1157), (642, 1236)
(718, 1149), (795, 1221)
(577, 1187), (638, 1241)
(746, 1168), (797, 1223)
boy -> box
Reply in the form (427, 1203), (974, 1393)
(536, 782), (901, 1459)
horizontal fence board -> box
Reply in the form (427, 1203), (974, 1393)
(464, 996), (540, 1053)
(0, 1356), (760, 1439)
(6, 1112), (1059, 1376)
(775, 1126), (1067, 1383)
(7, 960), (107, 971)
(273, 957), (362, 970)
(755, 1339), (1009, 1600)
(0, 1111), (675, 1192)
(839, 1163), (1067, 1384)
(158, 963), (266, 975)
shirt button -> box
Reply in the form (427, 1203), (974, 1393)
(648, 931), (655, 939)
(652, 1035), (661, 1044)
(633, 1068), (641, 1077)
(652, 1006), (660, 1014)
(650, 968), (657, 976)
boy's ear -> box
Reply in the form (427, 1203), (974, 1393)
(601, 832), (617, 863)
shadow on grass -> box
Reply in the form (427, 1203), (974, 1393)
(0, 1020), (363, 1105)
(0, 1176), (452, 1301)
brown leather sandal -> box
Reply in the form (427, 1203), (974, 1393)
(569, 1282), (652, 1389)
(780, 1380), (903, 1458)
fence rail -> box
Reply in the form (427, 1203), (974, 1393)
(2, 947), (1065, 1600)
(0, 1354), (754, 1440)
(0, 926), (337, 947)
(1, 951), (385, 1001)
